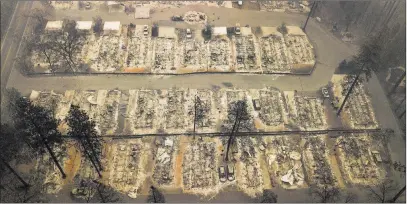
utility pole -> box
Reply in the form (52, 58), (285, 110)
(193, 95), (197, 140)
(94, 180), (106, 203)
(398, 110), (406, 119)
(395, 98), (406, 112)
(388, 71), (406, 97)
(337, 67), (364, 116)
(303, 1), (317, 31)
(389, 186), (406, 203)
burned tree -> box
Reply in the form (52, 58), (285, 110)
(223, 100), (252, 161)
(0, 124), (29, 188)
(337, 32), (383, 116)
(93, 181), (121, 203)
(147, 186), (166, 203)
(93, 16), (103, 35)
(277, 22), (288, 35)
(309, 183), (341, 203)
(67, 105), (103, 178)
(202, 24), (212, 41)
(25, 8), (50, 34)
(193, 95), (209, 138)
(7, 89), (66, 178)
(71, 179), (121, 203)
(367, 178), (398, 203)
(52, 19), (86, 72)
(0, 169), (46, 203)
(259, 189), (277, 203)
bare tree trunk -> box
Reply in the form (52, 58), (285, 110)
(43, 140), (67, 178)
(0, 156), (29, 188)
(337, 67), (364, 116)
(225, 112), (240, 162)
(389, 185), (406, 203)
(80, 141), (102, 178)
(28, 117), (67, 179)
(303, 1), (316, 31)
(388, 71), (406, 96)
(95, 182), (106, 203)
(84, 136), (103, 171)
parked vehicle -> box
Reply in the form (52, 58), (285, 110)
(227, 164), (235, 181)
(321, 87), (329, 98)
(235, 23), (241, 35)
(219, 166), (227, 182)
(186, 29), (192, 38)
(143, 25), (149, 36)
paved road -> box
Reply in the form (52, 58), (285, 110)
(1, 1), (32, 91)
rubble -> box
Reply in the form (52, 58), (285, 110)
(235, 137), (264, 197)
(259, 34), (291, 73)
(31, 87), (332, 135)
(187, 89), (218, 132)
(182, 139), (221, 196)
(284, 91), (327, 130)
(331, 75), (378, 129)
(284, 34), (315, 67)
(152, 38), (177, 73)
(233, 34), (261, 72)
(164, 89), (187, 130)
(182, 11), (207, 25)
(253, 89), (287, 128)
(36, 145), (68, 194)
(128, 90), (158, 134)
(31, 23), (314, 74)
(208, 37), (232, 72)
(124, 25), (152, 72)
(95, 90), (121, 135)
(89, 35), (125, 72)
(264, 136), (305, 189)
(108, 140), (150, 198)
(302, 135), (336, 186)
(260, 1), (311, 13)
(335, 134), (385, 185)
(179, 38), (209, 73)
(153, 136), (179, 186)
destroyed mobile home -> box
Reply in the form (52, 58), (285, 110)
(264, 135), (306, 189)
(30, 21), (315, 74)
(335, 134), (386, 185)
(107, 140), (150, 198)
(29, 133), (390, 199)
(331, 74), (378, 129)
(29, 86), (376, 134)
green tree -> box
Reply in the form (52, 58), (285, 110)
(67, 105), (103, 178)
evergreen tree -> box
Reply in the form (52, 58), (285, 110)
(67, 105), (103, 178)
